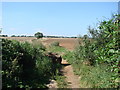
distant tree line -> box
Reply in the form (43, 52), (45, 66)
(0, 35), (8, 37)
(44, 36), (77, 38)
(0, 34), (89, 39)
(0, 34), (77, 38)
(11, 35), (34, 37)
(10, 35), (77, 38)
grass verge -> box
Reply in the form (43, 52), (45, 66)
(47, 46), (67, 54)
(47, 45), (69, 88)
(62, 51), (115, 88)
(55, 75), (68, 88)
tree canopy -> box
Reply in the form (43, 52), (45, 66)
(34, 32), (43, 39)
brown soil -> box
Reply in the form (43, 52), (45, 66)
(0, 37), (36, 43)
(61, 60), (80, 88)
(47, 59), (80, 88)
(1, 37), (79, 50)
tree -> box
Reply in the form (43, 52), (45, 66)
(0, 28), (2, 34)
(11, 35), (16, 37)
(1, 35), (8, 37)
(34, 32), (43, 39)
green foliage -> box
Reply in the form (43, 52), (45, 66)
(50, 41), (60, 47)
(2, 39), (60, 88)
(48, 41), (67, 54)
(74, 63), (114, 88)
(47, 44), (68, 59)
(47, 45), (69, 88)
(0, 28), (2, 33)
(32, 39), (46, 52)
(55, 75), (68, 88)
(11, 35), (16, 37)
(66, 14), (120, 88)
(34, 32), (43, 39)
(63, 51), (115, 88)
(62, 51), (74, 62)
(0, 35), (8, 37)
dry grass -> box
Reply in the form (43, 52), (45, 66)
(0, 37), (36, 43)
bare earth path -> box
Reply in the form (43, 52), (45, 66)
(61, 60), (80, 88)
(47, 59), (80, 88)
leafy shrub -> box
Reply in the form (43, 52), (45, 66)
(32, 39), (46, 52)
(71, 14), (120, 88)
(50, 41), (60, 47)
(2, 39), (60, 88)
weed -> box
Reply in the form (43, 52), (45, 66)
(50, 41), (60, 47)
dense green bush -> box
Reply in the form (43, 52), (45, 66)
(70, 14), (120, 88)
(2, 39), (60, 88)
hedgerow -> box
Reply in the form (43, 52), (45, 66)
(70, 14), (120, 88)
(2, 39), (60, 88)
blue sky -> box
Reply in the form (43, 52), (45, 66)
(2, 2), (118, 36)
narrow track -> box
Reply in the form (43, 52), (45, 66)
(61, 60), (80, 88)
(47, 59), (80, 88)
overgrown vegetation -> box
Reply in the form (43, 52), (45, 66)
(63, 14), (120, 88)
(55, 75), (68, 88)
(50, 41), (60, 47)
(2, 14), (120, 88)
(48, 41), (67, 54)
(47, 43), (68, 88)
(2, 39), (60, 88)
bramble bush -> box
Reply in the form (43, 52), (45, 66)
(2, 39), (60, 88)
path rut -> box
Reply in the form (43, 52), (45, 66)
(47, 59), (80, 88)
(61, 60), (80, 88)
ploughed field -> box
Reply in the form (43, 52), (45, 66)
(42, 38), (78, 50)
(1, 37), (78, 50)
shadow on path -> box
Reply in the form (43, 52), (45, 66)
(61, 63), (71, 66)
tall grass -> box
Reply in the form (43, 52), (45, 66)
(63, 49), (117, 88)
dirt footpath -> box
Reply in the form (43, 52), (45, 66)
(47, 59), (80, 88)
(61, 60), (80, 88)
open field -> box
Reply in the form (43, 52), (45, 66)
(42, 38), (78, 50)
(0, 37), (78, 50)
(2, 16), (120, 88)
(0, 37), (36, 43)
